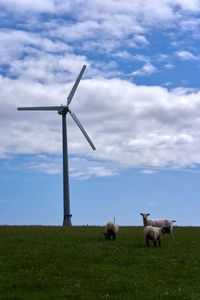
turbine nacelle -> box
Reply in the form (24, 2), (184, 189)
(58, 105), (69, 115)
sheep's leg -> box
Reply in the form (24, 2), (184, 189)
(103, 233), (108, 239)
(158, 239), (161, 247)
(153, 240), (157, 247)
(107, 231), (112, 240)
(145, 238), (150, 247)
(112, 233), (116, 240)
(170, 228), (174, 239)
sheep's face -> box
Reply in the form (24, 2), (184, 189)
(103, 232), (111, 239)
(161, 226), (171, 234)
(140, 213), (150, 223)
(103, 230), (115, 240)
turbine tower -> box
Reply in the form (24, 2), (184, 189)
(17, 65), (96, 226)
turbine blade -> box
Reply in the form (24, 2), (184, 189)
(17, 106), (63, 111)
(67, 65), (86, 106)
(69, 110), (96, 151)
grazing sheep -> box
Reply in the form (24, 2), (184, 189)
(140, 213), (176, 238)
(103, 221), (119, 240)
(144, 225), (171, 247)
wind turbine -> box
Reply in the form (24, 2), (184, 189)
(17, 65), (96, 226)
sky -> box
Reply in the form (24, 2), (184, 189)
(1, 0), (200, 226)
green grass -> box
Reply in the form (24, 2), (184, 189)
(1, 226), (200, 299)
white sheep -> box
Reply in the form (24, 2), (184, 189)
(140, 213), (176, 238)
(144, 225), (170, 247)
(103, 221), (119, 240)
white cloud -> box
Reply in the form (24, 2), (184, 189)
(114, 51), (133, 60)
(157, 54), (169, 62)
(164, 63), (174, 69)
(1, 0), (199, 56)
(176, 50), (199, 60)
(69, 157), (118, 179)
(127, 55), (157, 76)
(140, 169), (157, 174)
(2, 75), (200, 177)
(180, 18), (200, 31)
(0, 29), (91, 83)
(24, 160), (61, 175)
(49, 21), (100, 43)
(173, 0), (200, 12)
(1, 0), (200, 178)
(2, 0), (200, 16)
(133, 35), (149, 45)
(130, 62), (157, 76)
(21, 155), (117, 178)
(0, 0), (59, 13)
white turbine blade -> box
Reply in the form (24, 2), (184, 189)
(17, 106), (62, 111)
(67, 65), (86, 106)
(69, 110), (96, 151)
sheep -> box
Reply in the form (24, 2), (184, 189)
(103, 221), (119, 240)
(140, 213), (176, 238)
(144, 225), (171, 247)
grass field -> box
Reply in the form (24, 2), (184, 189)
(1, 226), (200, 299)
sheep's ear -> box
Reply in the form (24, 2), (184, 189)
(147, 213), (150, 216)
(140, 213), (143, 215)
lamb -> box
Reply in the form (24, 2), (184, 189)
(140, 213), (176, 238)
(144, 225), (171, 247)
(103, 221), (119, 240)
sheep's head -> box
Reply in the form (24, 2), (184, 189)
(103, 232), (110, 239)
(161, 226), (171, 234)
(103, 229), (114, 240)
(140, 213), (150, 224)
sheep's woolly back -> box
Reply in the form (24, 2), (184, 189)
(144, 226), (161, 241)
(145, 219), (173, 227)
(105, 221), (119, 234)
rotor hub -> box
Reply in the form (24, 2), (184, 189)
(58, 105), (69, 115)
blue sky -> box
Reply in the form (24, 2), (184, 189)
(1, 0), (200, 226)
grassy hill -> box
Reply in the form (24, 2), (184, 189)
(1, 226), (200, 299)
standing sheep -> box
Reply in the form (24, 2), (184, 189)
(140, 213), (176, 238)
(103, 221), (119, 240)
(144, 225), (170, 247)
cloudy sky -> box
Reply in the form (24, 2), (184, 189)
(1, 0), (200, 226)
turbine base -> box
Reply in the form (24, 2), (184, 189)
(63, 214), (72, 226)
